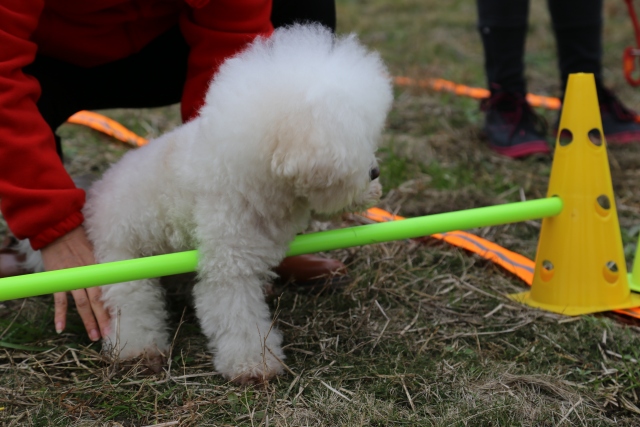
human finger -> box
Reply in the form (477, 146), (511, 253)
(86, 286), (111, 337)
(70, 288), (101, 341)
(53, 291), (69, 334)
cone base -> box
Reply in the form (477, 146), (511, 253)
(628, 273), (640, 293)
(507, 290), (640, 316)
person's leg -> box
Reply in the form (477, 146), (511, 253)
(549, 0), (640, 143)
(271, 0), (336, 32)
(477, 0), (529, 95)
(23, 26), (189, 158)
(477, 0), (549, 158)
(548, 0), (602, 93)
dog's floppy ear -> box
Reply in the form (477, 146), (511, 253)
(270, 130), (345, 194)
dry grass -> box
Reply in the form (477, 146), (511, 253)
(4, 0), (640, 425)
(4, 241), (640, 425)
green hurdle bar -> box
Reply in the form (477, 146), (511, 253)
(0, 197), (563, 301)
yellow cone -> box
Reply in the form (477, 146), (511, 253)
(509, 73), (640, 315)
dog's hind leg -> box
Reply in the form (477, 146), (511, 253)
(193, 271), (286, 384)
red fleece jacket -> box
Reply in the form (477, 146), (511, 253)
(0, 0), (273, 249)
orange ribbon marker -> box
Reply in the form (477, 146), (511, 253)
(67, 111), (149, 147)
(393, 76), (562, 110)
(393, 75), (640, 124)
(362, 207), (534, 285)
(359, 206), (640, 320)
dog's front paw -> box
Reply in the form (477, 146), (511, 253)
(217, 350), (285, 385)
(213, 331), (286, 384)
(102, 318), (170, 370)
(234, 367), (281, 386)
(103, 335), (167, 358)
(121, 351), (167, 376)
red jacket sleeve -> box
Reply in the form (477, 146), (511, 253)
(0, 0), (272, 250)
(0, 0), (85, 250)
(179, 0), (274, 121)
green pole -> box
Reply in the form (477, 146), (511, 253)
(628, 237), (640, 293)
(0, 197), (562, 301)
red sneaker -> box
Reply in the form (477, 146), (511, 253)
(598, 88), (640, 144)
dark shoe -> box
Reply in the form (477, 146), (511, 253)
(274, 254), (347, 282)
(480, 90), (551, 158)
(598, 88), (640, 144)
(272, 254), (349, 292)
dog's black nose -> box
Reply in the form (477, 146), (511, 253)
(369, 166), (380, 181)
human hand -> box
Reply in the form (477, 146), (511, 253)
(40, 226), (111, 341)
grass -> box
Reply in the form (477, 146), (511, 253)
(4, 0), (640, 425)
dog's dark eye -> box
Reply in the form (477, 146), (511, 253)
(369, 166), (380, 181)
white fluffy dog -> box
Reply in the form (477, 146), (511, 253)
(42, 25), (392, 383)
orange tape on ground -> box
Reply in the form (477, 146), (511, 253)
(66, 76), (640, 147)
(361, 207), (640, 320)
(393, 76), (563, 110)
(67, 111), (149, 147)
(394, 76), (640, 122)
(363, 207), (534, 284)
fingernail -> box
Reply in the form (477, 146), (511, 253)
(90, 329), (100, 341)
(55, 322), (63, 334)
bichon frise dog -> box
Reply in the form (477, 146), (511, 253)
(38, 25), (393, 384)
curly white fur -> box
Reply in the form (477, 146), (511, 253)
(28, 25), (393, 383)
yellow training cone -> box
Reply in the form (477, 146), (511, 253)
(509, 73), (640, 315)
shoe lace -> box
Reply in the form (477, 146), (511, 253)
(599, 88), (638, 122)
(480, 90), (548, 139)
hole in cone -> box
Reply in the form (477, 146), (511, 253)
(540, 259), (554, 282)
(588, 128), (603, 146)
(595, 195), (612, 218)
(603, 261), (619, 284)
(597, 195), (611, 210)
(558, 129), (573, 146)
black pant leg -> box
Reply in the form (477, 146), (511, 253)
(23, 26), (189, 157)
(22, 3), (339, 160)
(477, 0), (529, 95)
(271, 0), (336, 32)
(547, 0), (603, 94)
